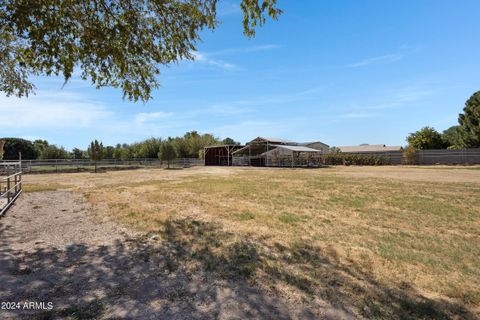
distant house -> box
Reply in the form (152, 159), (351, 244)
(338, 144), (402, 153)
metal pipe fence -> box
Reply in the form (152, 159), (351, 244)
(0, 162), (23, 216)
(1, 158), (203, 174)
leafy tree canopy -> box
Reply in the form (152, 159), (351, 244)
(0, 137), (36, 159)
(406, 127), (446, 150)
(71, 147), (87, 159)
(442, 126), (468, 149)
(0, 0), (281, 101)
(158, 141), (176, 168)
(458, 90), (480, 147)
(88, 139), (104, 161)
(38, 144), (69, 159)
(222, 137), (240, 145)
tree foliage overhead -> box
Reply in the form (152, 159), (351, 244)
(459, 90), (480, 147)
(406, 126), (446, 150)
(0, 0), (281, 101)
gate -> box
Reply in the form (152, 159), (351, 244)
(0, 161), (23, 216)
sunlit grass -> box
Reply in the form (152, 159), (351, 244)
(23, 166), (480, 317)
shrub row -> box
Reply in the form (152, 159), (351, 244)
(322, 153), (389, 166)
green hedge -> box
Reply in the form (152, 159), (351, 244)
(322, 153), (388, 166)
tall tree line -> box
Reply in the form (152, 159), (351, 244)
(407, 91), (480, 150)
(0, 132), (239, 160)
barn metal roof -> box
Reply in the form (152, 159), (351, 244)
(271, 145), (323, 152)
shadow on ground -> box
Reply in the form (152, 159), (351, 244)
(0, 218), (477, 320)
(0, 220), (317, 320)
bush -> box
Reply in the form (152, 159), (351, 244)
(322, 153), (388, 166)
(402, 146), (418, 165)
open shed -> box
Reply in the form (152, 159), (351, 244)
(204, 145), (244, 166)
(231, 137), (329, 167)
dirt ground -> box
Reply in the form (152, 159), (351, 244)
(0, 191), (351, 320)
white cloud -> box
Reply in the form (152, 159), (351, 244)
(0, 91), (112, 129)
(347, 53), (403, 68)
(189, 44), (279, 71)
(394, 87), (435, 102)
(210, 118), (309, 143)
(192, 52), (240, 71)
(340, 112), (379, 119)
(135, 111), (173, 124)
(206, 44), (280, 57)
(217, 1), (242, 16)
(207, 104), (253, 115)
(219, 86), (325, 107)
(352, 86), (436, 110)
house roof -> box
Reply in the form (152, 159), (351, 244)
(338, 144), (402, 153)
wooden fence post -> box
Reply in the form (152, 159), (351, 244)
(7, 176), (10, 203)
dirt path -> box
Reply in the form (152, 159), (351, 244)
(0, 192), (350, 320)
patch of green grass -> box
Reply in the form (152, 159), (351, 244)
(328, 194), (371, 208)
(236, 210), (255, 221)
(127, 211), (139, 217)
(278, 213), (300, 224)
(23, 183), (65, 193)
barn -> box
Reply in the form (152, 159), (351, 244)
(204, 145), (244, 166)
(205, 137), (329, 167)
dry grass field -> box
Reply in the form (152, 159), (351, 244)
(21, 166), (480, 319)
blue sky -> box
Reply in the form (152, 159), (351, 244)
(1, 1), (480, 150)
